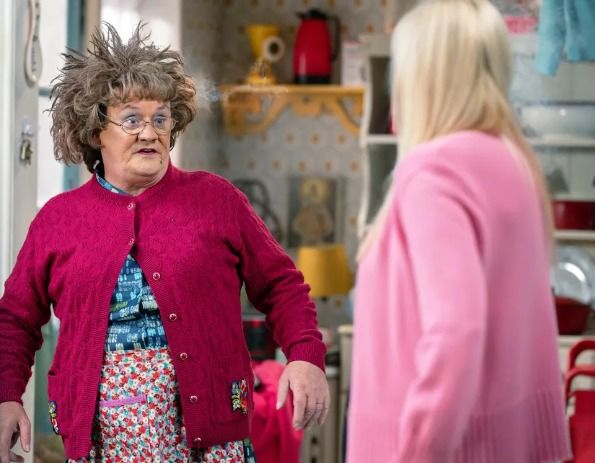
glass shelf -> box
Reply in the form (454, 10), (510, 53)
(554, 230), (595, 241)
(528, 136), (595, 148)
(363, 134), (399, 145)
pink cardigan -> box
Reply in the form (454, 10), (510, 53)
(347, 132), (571, 463)
(0, 164), (325, 459)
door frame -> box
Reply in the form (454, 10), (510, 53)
(0, 0), (16, 285)
(0, 2), (36, 462)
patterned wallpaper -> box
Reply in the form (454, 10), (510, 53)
(177, 0), (533, 329)
(180, 0), (387, 256)
(218, 0), (377, 263)
(178, 0), (224, 172)
(218, 0), (530, 84)
(219, 0), (395, 85)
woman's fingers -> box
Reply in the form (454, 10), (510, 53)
(8, 450), (24, 463)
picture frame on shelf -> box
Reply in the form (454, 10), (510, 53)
(287, 175), (344, 248)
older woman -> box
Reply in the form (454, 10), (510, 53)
(0, 24), (328, 463)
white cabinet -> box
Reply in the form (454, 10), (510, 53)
(509, 33), (595, 247)
(356, 33), (595, 250)
(357, 34), (397, 237)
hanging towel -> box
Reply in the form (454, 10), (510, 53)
(535, 0), (595, 75)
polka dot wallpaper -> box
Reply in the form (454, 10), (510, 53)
(180, 0), (379, 264)
(177, 0), (532, 329)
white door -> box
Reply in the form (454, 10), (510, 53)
(0, 1), (41, 462)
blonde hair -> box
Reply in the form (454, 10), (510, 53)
(358, 0), (552, 259)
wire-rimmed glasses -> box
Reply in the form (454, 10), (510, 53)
(104, 114), (177, 136)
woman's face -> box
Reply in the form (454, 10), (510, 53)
(98, 99), (172, 193)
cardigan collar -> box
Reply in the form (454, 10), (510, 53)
(86, 161), (176, 206)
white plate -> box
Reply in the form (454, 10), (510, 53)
(551, 245), (595, 308)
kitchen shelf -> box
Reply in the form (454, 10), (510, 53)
(219, 84), (363, 136)
(363, 134), (399, 145)
(528, 136), (595, 148)
(554, 230), (595, 241)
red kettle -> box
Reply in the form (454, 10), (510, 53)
(293, 9), (340, 84)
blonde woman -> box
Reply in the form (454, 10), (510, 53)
(346, 1), (571, 462)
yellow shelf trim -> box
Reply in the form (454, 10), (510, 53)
(219, 85), (363, 136)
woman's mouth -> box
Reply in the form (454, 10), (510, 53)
(137, 148), (158, 155)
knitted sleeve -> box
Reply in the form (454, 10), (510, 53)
(232, 187), (325, 371)
(0, 214), (52, 403)
(395, 168), (488, 461)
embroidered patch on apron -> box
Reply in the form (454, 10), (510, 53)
(231, 379), (248, 415)
(48, 400), (59, 434)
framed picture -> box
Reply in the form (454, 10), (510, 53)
(287, 176), (343, 248)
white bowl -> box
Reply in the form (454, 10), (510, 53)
(520, 104), (595, 138)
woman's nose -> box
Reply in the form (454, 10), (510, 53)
(138, 122), (158, 140)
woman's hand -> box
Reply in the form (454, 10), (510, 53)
(0, 402), (30, 463)
(276, 361), (330, 430)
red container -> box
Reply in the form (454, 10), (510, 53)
(553, 200), (595, 230)
(293, 9), (340, 84)
(564, 340), (595, 463)
(555, 296), (592, 335)
(504, 15), (537, 34)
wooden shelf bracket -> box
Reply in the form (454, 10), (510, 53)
(220, 85), (363, 136)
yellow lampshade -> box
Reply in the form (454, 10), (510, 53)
(296, 244), (353, 298)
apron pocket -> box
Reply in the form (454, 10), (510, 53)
(96, 396), (149, 458)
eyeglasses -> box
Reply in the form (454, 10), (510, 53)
(104, 115), (177, 136)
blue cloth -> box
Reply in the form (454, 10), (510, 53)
(96, 174), (168, 352)
(535, 0), (595, 75)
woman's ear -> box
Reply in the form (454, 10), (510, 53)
(91, 132), (103, 150)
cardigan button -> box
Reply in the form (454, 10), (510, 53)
(152, 272), (160, 280)
(127, 202), (134, 210)
(128, 238), (135, 246)
(193, 437), (202, 444)
(168, 313), (178, 322)
(179, 352), (188, 361)
(189, 395), (198, 403)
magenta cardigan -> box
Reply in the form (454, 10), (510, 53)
(347, 132), (571, 462)
(0, 163), (325, 460)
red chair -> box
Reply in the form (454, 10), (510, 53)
(564, 339), (595, 463)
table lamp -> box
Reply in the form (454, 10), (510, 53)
(296, 244), (353, 299)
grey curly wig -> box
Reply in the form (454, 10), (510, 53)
(50, 22), (197, 173)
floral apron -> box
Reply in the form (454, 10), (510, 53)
(68, 348), (256, 463)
